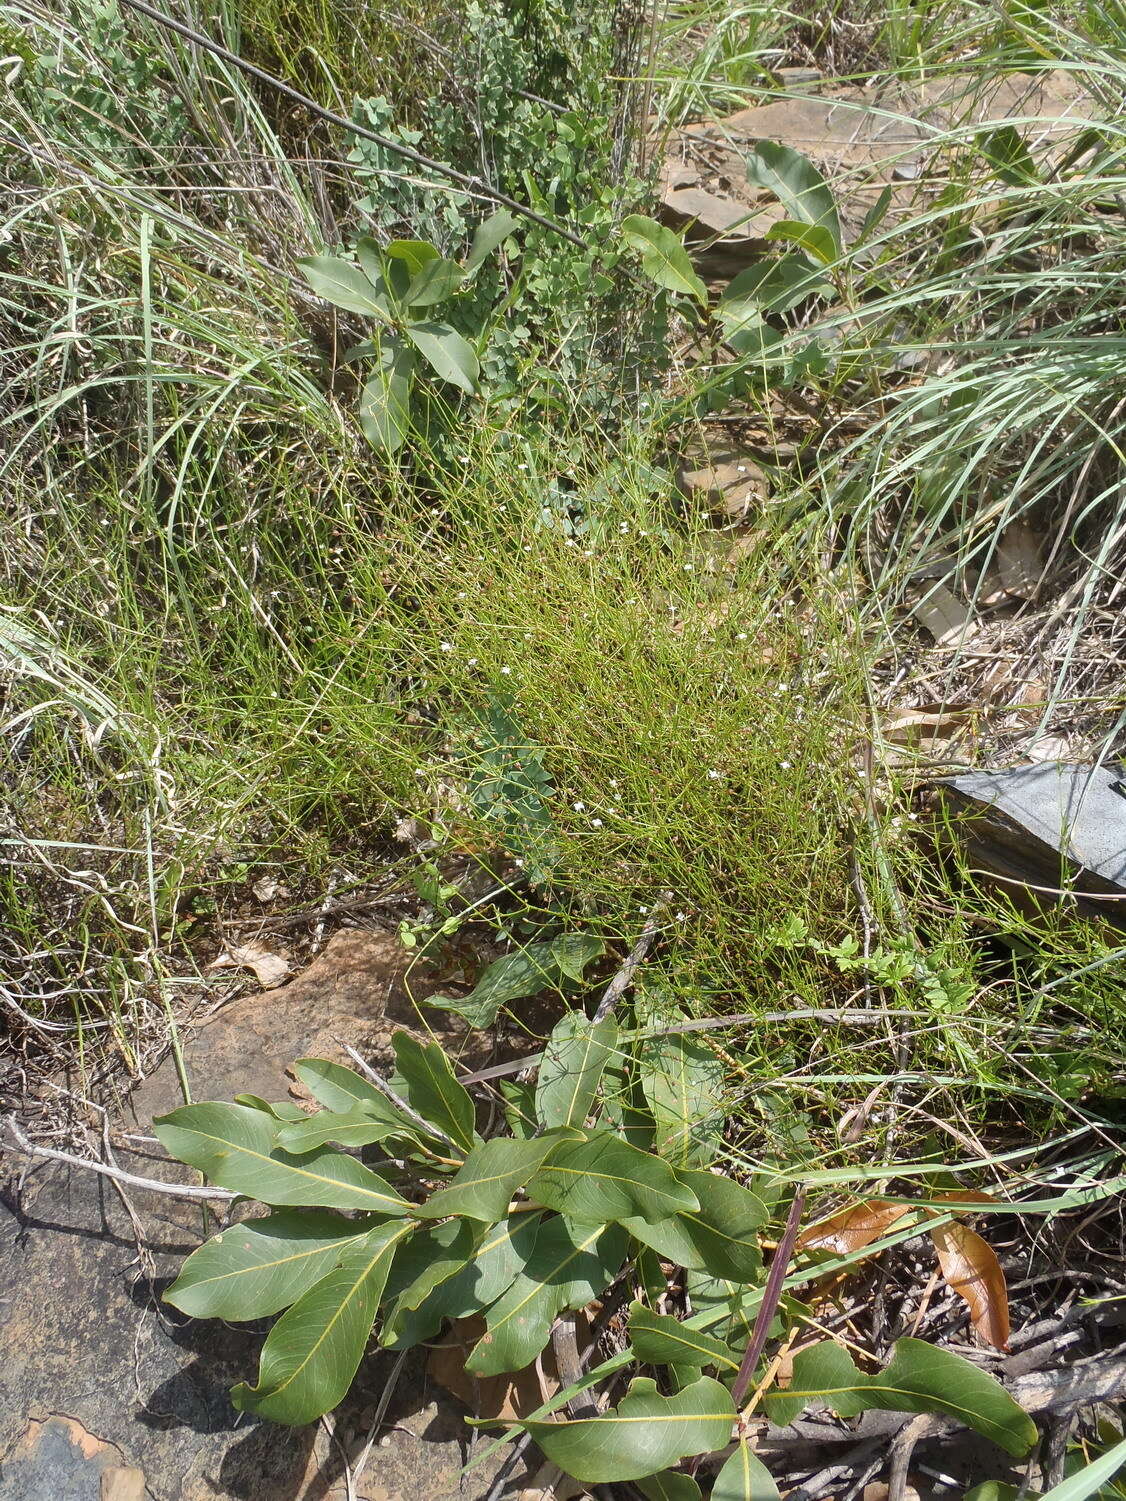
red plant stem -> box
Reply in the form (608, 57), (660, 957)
(730, 1187), (806, 1408)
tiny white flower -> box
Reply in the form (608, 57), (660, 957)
(707, 769), (721, 780)
(573, 801), (585, 811)
(683, 563), (694, 572)
(467, 657), (478, 666)
(440, 642), (453, 653)
(780, 759), (792, 769)
(456, 591), (466, 600)
(609, 779), (619, 788)
(590, 818), (603, 828)
(737, 632), (747, 640)
(638, 905), (648, 914)
(675, 911), (687, 921)
(777, 683), (789, 692)
(518, 463), (527, 470)
(619, 522), (629, 532)
(500, 666), (511, 675)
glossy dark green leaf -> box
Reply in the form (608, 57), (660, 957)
(275, 1108), (405, 1153)
(465, 208), (520, 272)
(427, 936), (603, 1028)
(232, 1220), (412, 1425)
(154, 1102), (411, 1214)
(466, 1216), (626, 1377)
(379, 1217), (479, 1328)
(296, 255), (390, 319)
(620, 214), (707, 305)
(381, 1211), (543, 1348)
(527, 1130), (699, 1225)
(414, 1134), (567, 1222)
(523, 1375), (735, 1482)
(536, 1012), (616, 1129)
(765, 1338), (1037, 1456)
(628, 1301), (741, 1375)
(713, 1440), (781, 1500)
(622, 1167), (772, 1280)
(164, 1209), (377, 1319)
(391, 1032), (478, 1155)
(404, 321), (478, 394)
(744, 142), (841, 255)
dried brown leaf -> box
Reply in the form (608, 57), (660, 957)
(929, 1220), (1010, 1350)
(909, 583), (977, 648)
(796, 1199), (913, 1258)
(209, 943), (291, 990)
(997, 521), (1045, 600)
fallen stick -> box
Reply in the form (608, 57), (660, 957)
(338, 1040), (460, 1151)
(4, 1115), (237, 1202)
(592, 894), (671, 1023)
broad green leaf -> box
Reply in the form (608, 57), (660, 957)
(164, 1209), (377, 1319)
(628, 1302), (741, 1375)
(599, 1057), (656, 1153)
(276, 1108), (405, 1153)
(414, 1134), (568, 1222)
(536, 1012), (616, 1130)
(765, 1338), (1037, 1457)
(1036, 1436), (1126, 1501)
(359, 340), (415, 454)
(620, 214), (707, 305)
(404, 321), (478, 394)
(355, 236), (383, 284)
(382, 1211), (542, 1347)
(428, 936), (604, 1028)
(406, 256), (464, 308)
(765, 219), (839, 266)
(724, 312), (787, 365)
(500, 1078), (538, 1138)
(381, 1218), (479, 1318)
(293, 1058), (411, 1125)
(622, 1167), (773, 1281)
(385, 238), (441, 274)
(979, 124), (1039, 187)
(526, 1130), (699, 1224)
(524, 1375), (735, 1482)
(296, 255), (390, 319)
(637, 1028), (725, 1166)
(713, 1440), (781, 1500)
(551, 933), (604, 982)
(465, 208), (520, 272)
(744, 142), (841, 255)
(466, 1216), (626, 1376)
(391, 1032), (477, 1154)
(720, 255), (829, 315)
(234, 1095), (308, 1122)
(154, 1102), (411, 1214)
(684, 1268), (760, 1345)
(638, 1473), (702, 1501)
(232, 1220), (412, 1425)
